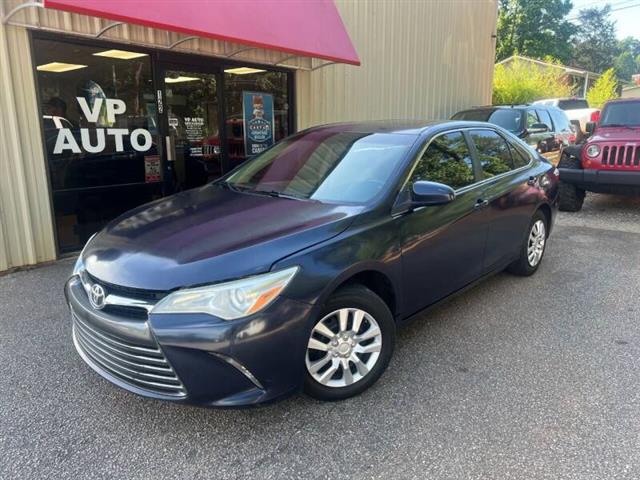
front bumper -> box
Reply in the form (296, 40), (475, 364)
(560, 168), (640, 191)
(65, 276), (316, 407)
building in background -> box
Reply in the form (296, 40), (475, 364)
(0, 0), (498, 272)
(622, 75), (640, 98)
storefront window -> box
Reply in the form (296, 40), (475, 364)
(223, 69), (289, 169)
(33, 38), (161, 253)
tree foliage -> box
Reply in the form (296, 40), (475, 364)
(573, 6), (619, 74)
(493, 58), (574, 105)
(496, 0), (575, 63)
(586, 68), (619, 109)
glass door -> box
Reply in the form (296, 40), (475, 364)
(158, 64), (223, 191)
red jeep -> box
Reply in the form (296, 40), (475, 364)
(557, 98), (640, 211)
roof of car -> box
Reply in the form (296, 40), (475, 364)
(306, 120), (501, 136)
(460, 104), (561, 111)
(604, 97), (640, 104)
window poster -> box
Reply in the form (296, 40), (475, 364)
(242, 91), (275, 157)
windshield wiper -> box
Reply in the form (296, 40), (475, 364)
(253, 190), (314, 202)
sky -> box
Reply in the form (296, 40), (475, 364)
(570, 0), (640, 39)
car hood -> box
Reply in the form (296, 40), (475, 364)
(82, 184), (362, 291)
(590, 127), (640, 143)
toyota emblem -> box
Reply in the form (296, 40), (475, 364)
(89, 283), (106, 310)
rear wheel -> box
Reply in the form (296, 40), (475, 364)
(303, 285), (395, 401)
(507, 210), (548, 276)
(558, 153), (585, 212)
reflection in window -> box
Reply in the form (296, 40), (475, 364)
(33, 38), (161, 252)
(411, 132), (475, 190)
(225, 130), (415, 204)
(469, 129), (514, 178)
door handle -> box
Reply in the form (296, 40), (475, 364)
(474, 199), (489, 210)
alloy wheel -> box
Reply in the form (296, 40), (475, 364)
(527, 219), (546, 267)
(305, 308), (382, 388)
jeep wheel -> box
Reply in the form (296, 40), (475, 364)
(558, 153), (585, 212)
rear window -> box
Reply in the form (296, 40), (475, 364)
(452, 109), (523, 133)
(557, 99), (589, 110)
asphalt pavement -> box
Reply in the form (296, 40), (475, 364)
(1, 193), (639, 480)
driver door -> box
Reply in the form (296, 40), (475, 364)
(398, 130), (488, 316)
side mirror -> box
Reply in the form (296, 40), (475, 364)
(527, 123), (549, 134)
(411, 181), (455, 207)
(585, 122), (596, 136)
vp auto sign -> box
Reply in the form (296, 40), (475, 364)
(53, 97), (152, 154)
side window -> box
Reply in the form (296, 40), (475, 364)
(469, 129), (514, 178)
(507, 141), (531, 169)
(549, 110), (571, 133)
(536, 109), (553, 131)
(526, 110), (539, 128)
(410, 131), (475, 190)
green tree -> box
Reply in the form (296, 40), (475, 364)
(586, 68), (619, 109)
(493, 58), (574, 105)
(573, 6), (618, 73)
(496, 0), (575, 63)
(614, 51), (639, 81)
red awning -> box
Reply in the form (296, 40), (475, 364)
(42, 0), (360, 66)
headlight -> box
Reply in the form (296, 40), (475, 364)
(586, 144), (600, 158)
(151, 267), (299, 320)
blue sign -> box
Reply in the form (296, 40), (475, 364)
(242, 91), (275, 157)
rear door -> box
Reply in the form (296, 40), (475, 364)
(467, 128), (538, 272)
(398, 130), (488, 315)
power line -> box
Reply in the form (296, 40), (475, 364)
(567, 1), (640, 21)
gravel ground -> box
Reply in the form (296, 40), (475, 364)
(1, 193), (639, 480)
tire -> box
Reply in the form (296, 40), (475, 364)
(507, 210), (548, 276)
(558, 153), (585, 212)
(303, 284), (395, 401)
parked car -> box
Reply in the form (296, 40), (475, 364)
(65, 120), (559, 406)
(451, 104), (574, 164)
(532, 97), (600, 139)
(557, 98), (640, 211)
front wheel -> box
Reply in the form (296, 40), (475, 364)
(507, 211), (548, 276)
(303, 285), (395, 401)
(558, 153), (585, 212)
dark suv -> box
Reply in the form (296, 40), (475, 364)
(66, 121), (558, 407)
(452, 105), (575, 163)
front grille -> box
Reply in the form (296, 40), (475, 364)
(72, 313), (186, 397)
(601, 144), (640, 167)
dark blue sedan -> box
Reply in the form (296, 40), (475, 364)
(65, 120), (559, 406)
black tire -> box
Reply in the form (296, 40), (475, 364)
(303, 284), (395, 401)
(558, 153), (585, 212)
(507, 210), (548, 276)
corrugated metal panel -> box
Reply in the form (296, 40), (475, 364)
(0, 21), (57, 271)
(297, 0), (498, 129)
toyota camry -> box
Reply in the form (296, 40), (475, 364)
(66, 120), (559, 406)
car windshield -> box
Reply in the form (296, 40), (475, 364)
(599, 101), (640, 127)
(222, 129), (416, 204)
(452, 109), (523, 133)
(557, 99), (589, 110)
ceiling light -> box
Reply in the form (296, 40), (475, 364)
(164, 76), (200, 84)
(224, 67), (267, 75)
(36, 62), (87, 73)
(92, 49), (148, 60)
